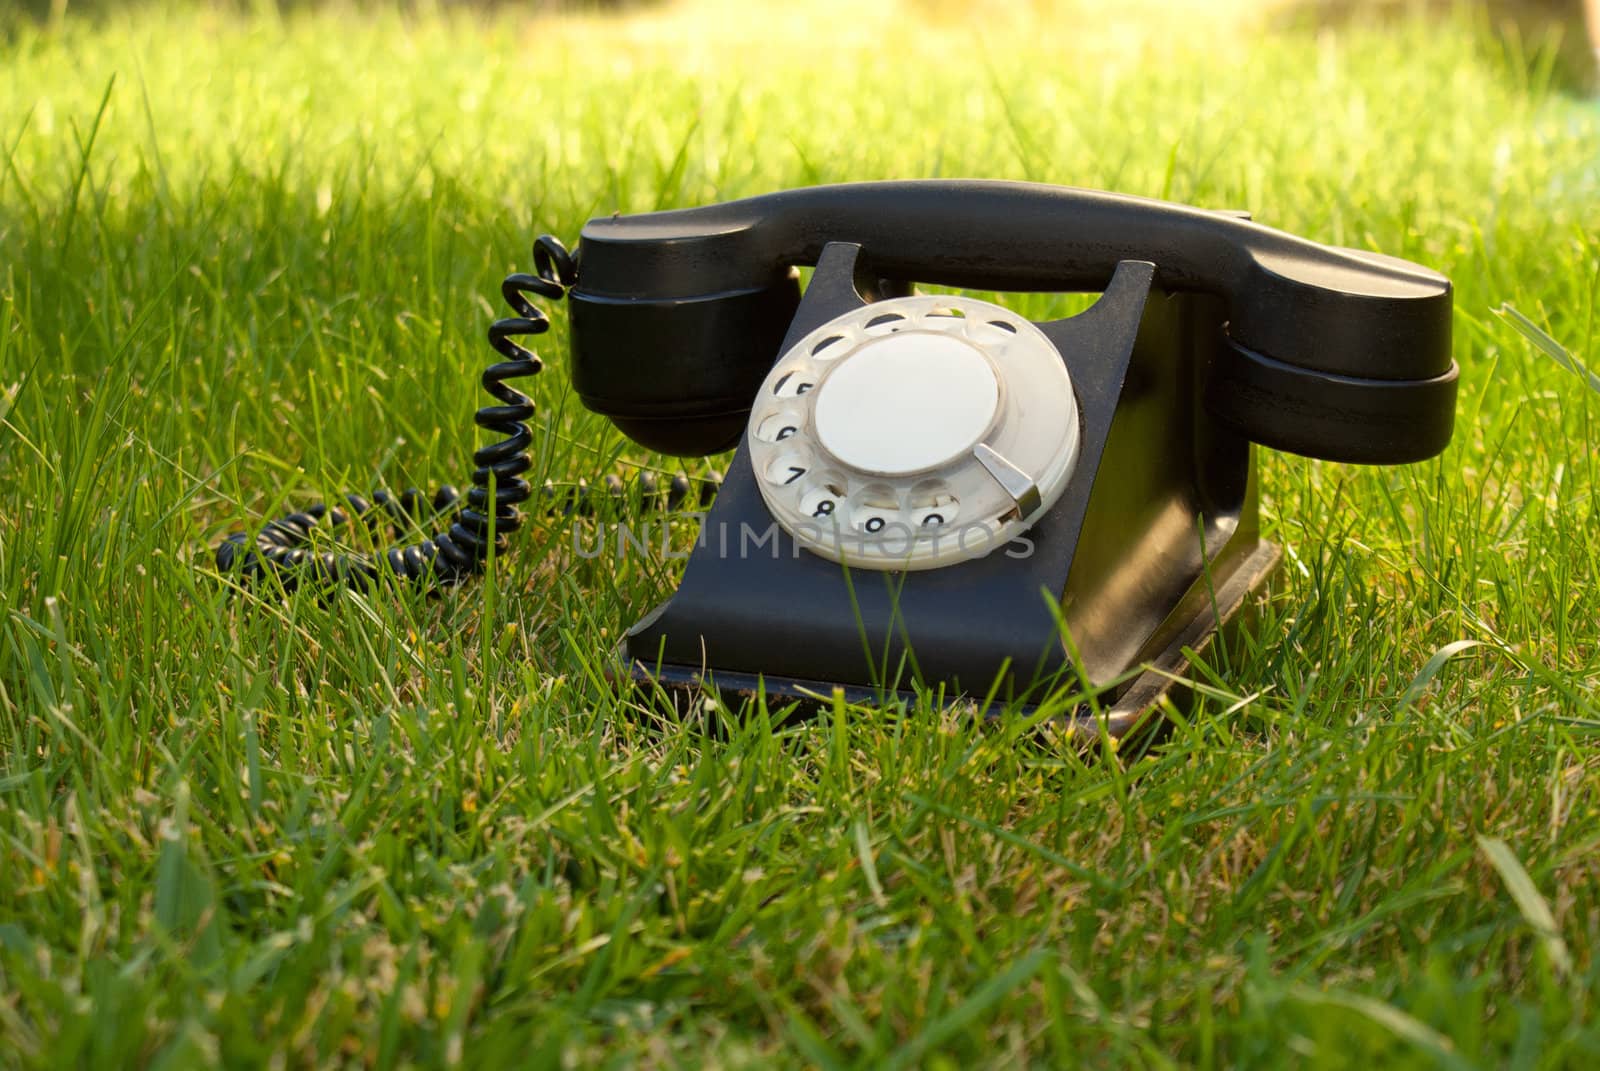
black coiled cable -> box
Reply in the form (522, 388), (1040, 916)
(216, 236), (715, 592)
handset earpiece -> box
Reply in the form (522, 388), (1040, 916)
(1205, 243), (1457, 463)
(567, 266), (800, 457)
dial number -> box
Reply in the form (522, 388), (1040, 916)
(909, 481), (960, 529)
(755, 413), (803, 443)
(765, 450), (811, 487)
(799, 482), (846, 524)
(849, 482), (900, 537)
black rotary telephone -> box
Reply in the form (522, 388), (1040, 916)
(219, 180), (1457, 727)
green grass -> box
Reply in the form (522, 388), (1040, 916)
(2, 0), (1599, 1066)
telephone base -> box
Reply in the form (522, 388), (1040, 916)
(617, 537), (1280, 738)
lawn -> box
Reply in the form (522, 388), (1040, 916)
(2, 0), (1598, 1066)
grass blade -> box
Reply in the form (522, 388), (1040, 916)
(1287, 986), (1474, 1071)
(1496, 303), (1600, 395)
(1397, 639), (1486, 709)
(1476, 835), (1573, 978)
(883, 948), (1049, 1071)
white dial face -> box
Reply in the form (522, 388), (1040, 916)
(813, 333), (1000, 475)
(746, 295), (1081, 570)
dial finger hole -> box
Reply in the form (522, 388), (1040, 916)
(965, 316), (1019, 344)
(755, 411), (804, 443)
(863, 311), (907, 335)
(810, 334), (848, 358)
(765, 450), (812, 487)
(908, 479), (960, 528)
(799, 474), (848, 522)
(770, 368), (817, 398)
(849, 482), (903, 535)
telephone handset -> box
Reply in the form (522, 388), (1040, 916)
(221, 180), (1456, 725)
(565, 181), (1454, 462)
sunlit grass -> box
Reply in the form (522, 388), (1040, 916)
(1, 1), (1598, 1067)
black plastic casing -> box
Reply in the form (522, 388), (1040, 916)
(552, 181), (1460, 712)
(621, 244), (1269, 706)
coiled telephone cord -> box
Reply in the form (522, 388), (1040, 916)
(215, 236), (715, 592)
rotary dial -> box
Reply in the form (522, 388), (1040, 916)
(746, 295), (1080, 570)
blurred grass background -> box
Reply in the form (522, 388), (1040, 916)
(2, 0), (1599, 1067)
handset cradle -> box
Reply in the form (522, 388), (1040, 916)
(622, 242), (1277, 723)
